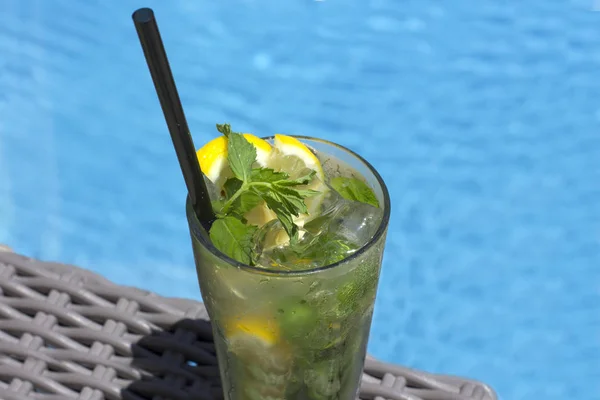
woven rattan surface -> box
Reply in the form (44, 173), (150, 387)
(0, 250), (497, 400)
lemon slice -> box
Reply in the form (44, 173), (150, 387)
(270, 134), (328, 226)
(224, 315), (292, 376)
(271, 135), (324, 180)
(248, 135), (329, 249)
(225, 316), (279, 348)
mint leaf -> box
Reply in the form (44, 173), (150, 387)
(209, 216), (257, 264)
(290, 188), (320, 198)
(292, 232), (356, 266)
(274, 186), (311, 215)
(330, 176), (379, 208)
(250, 167), (289, 183)
(303, 213), (331, 235)
(223, 177), (243, 198)
(216, 123), (232, 137)
(237, 192), (263, 215)
(227, 133), (256, 182)
(223, 177), (262, 216)
(254, 189), (299, 241)
(211, 200), (225, 216)
(276, 170), (316, 186)
(251, 184), (319, 242)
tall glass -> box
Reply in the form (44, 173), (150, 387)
(187, 137), (390, 400)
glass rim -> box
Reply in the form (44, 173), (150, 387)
(187, 135), (391, 276)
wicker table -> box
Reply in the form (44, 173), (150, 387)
(0, 250), (497, 400)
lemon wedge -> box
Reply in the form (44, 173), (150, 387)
(271, 134), (324, 181)
(270, 134), (328, 226)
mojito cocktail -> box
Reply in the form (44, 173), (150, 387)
(187, 124), (390, 400)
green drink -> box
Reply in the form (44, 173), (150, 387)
(187, 124), (390, 400)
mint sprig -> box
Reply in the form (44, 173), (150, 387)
(208, 124), (319, 265)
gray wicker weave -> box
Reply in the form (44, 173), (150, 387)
(0, 249), (497, 400)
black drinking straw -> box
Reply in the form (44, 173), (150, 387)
(132, 7), (215, 229)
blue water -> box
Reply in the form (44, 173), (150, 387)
(1, 1), (599, 398)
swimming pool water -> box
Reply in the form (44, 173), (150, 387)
(1, 1), (599, 399)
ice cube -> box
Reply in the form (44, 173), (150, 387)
(327, 201), (383, 247)
(254, 220), (290, 254)
(308, 185), (383, 248)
